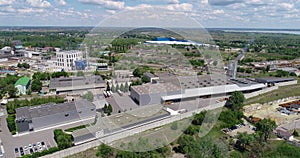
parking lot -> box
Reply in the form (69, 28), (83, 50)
(222, 119), (255, 137)
(0, 114), (89, 158)
(14, 139), (55, 157)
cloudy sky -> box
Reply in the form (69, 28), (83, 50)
(0, 0), (299, 28)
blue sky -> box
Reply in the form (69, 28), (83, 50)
(0, 0), (299, 28)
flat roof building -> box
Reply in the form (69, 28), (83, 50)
(14, 76), (30, 95)
(255, 77), (295, 84)
(143, 72), (159, 83)
(130, 83), (182, 106)
(55, 50), (83, 71)
(49, 76), (105, 94)
(16, 99), (96, 133)
(130, 74), (267, 106)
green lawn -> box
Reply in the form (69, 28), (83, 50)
(245, 81), (300, 105)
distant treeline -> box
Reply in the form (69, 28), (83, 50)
(0, 31), (86, 50)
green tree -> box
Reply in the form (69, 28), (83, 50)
(103, 104), (108, 113)
(256, 118), (276, 142)
(54, 129), (73, 150)
(293, 130), (299, 137)
(133, 67), (145, 78)
(266, 65), (270, 72)
(6, 84), (17, 98)
(116, 84), (120, 91)
(192, 111), (207, 125)
(111, 84), (116, 93)
(31, 79), (42, 92)
(6, 114), (16, 134)
(229, 91), (245, 111)
(124, 82), (129, 92)
(96, 144), (114, 158)
(120, 83), (125, 92)
(108, 104), (113, 114)
(141, 75), (150, 83)
(94, 70), (100, 75)
(184, 125), (199, 135)
(236, 132), (255, 150)
(106, 82), (111, 91)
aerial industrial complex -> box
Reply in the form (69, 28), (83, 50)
(0, 34), (299, 158)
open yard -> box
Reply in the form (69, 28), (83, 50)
(244, 101), (300, 125)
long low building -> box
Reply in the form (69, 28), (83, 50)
(49, 76), (105, 94)
(16, 99), (96, 133)
(130, 75), (268, 106)
(161, 83), (266, 102)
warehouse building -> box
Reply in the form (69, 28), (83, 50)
(16, 99), (96, 133)
(130, 83), (182, 106)
(255, 77), (295, 85)
(49, 75), (105, 94)
(130, 74), (267, 106)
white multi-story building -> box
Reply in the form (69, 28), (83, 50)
(56, 50), (82, 71)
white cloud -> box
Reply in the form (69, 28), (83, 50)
(18, 8), (45, 13)
(126, 4), (153, 10)
(27, 0), (51, 8)
(4, 5), (15, 12)
(166, 3), (193, 11)
(279, 3), (294, 10)
(55, 0), (67, 6)
(0, 0), (15, 5)
(213, 9), (224, 14)
(79, 0), (125, 10)
(166, 0), (180, 4)
(106, 9), (116, 14)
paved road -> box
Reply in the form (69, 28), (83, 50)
(0, 114), (92, 158)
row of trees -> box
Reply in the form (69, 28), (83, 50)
(17, 63), (30, 69)
(6, 96), (64, 114)
(0, 31), (85, 50)
(111, 38), (139, 53)
(111, 82), (129, 93)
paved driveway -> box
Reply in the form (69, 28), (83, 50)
(0, 114), (90, 158)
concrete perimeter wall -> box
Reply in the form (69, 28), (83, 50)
(41, 101), (226, 158)
(245, 80), (298, 99)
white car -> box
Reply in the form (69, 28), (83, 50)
(38, 146), (43, 152)
(37, 142), (42, 147)
(28, 144), (32, 149)
(23, 146), (28, 151)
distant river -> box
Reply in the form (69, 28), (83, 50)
(223, 29), (300, 35)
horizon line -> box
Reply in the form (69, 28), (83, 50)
(0, 26), (299, 30)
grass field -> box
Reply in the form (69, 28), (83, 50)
(245, 80), (300, 105)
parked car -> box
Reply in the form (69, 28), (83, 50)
(20, 147), (24, 156)
(14, 147), (18, 153)
(30, 148), (34, 154)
